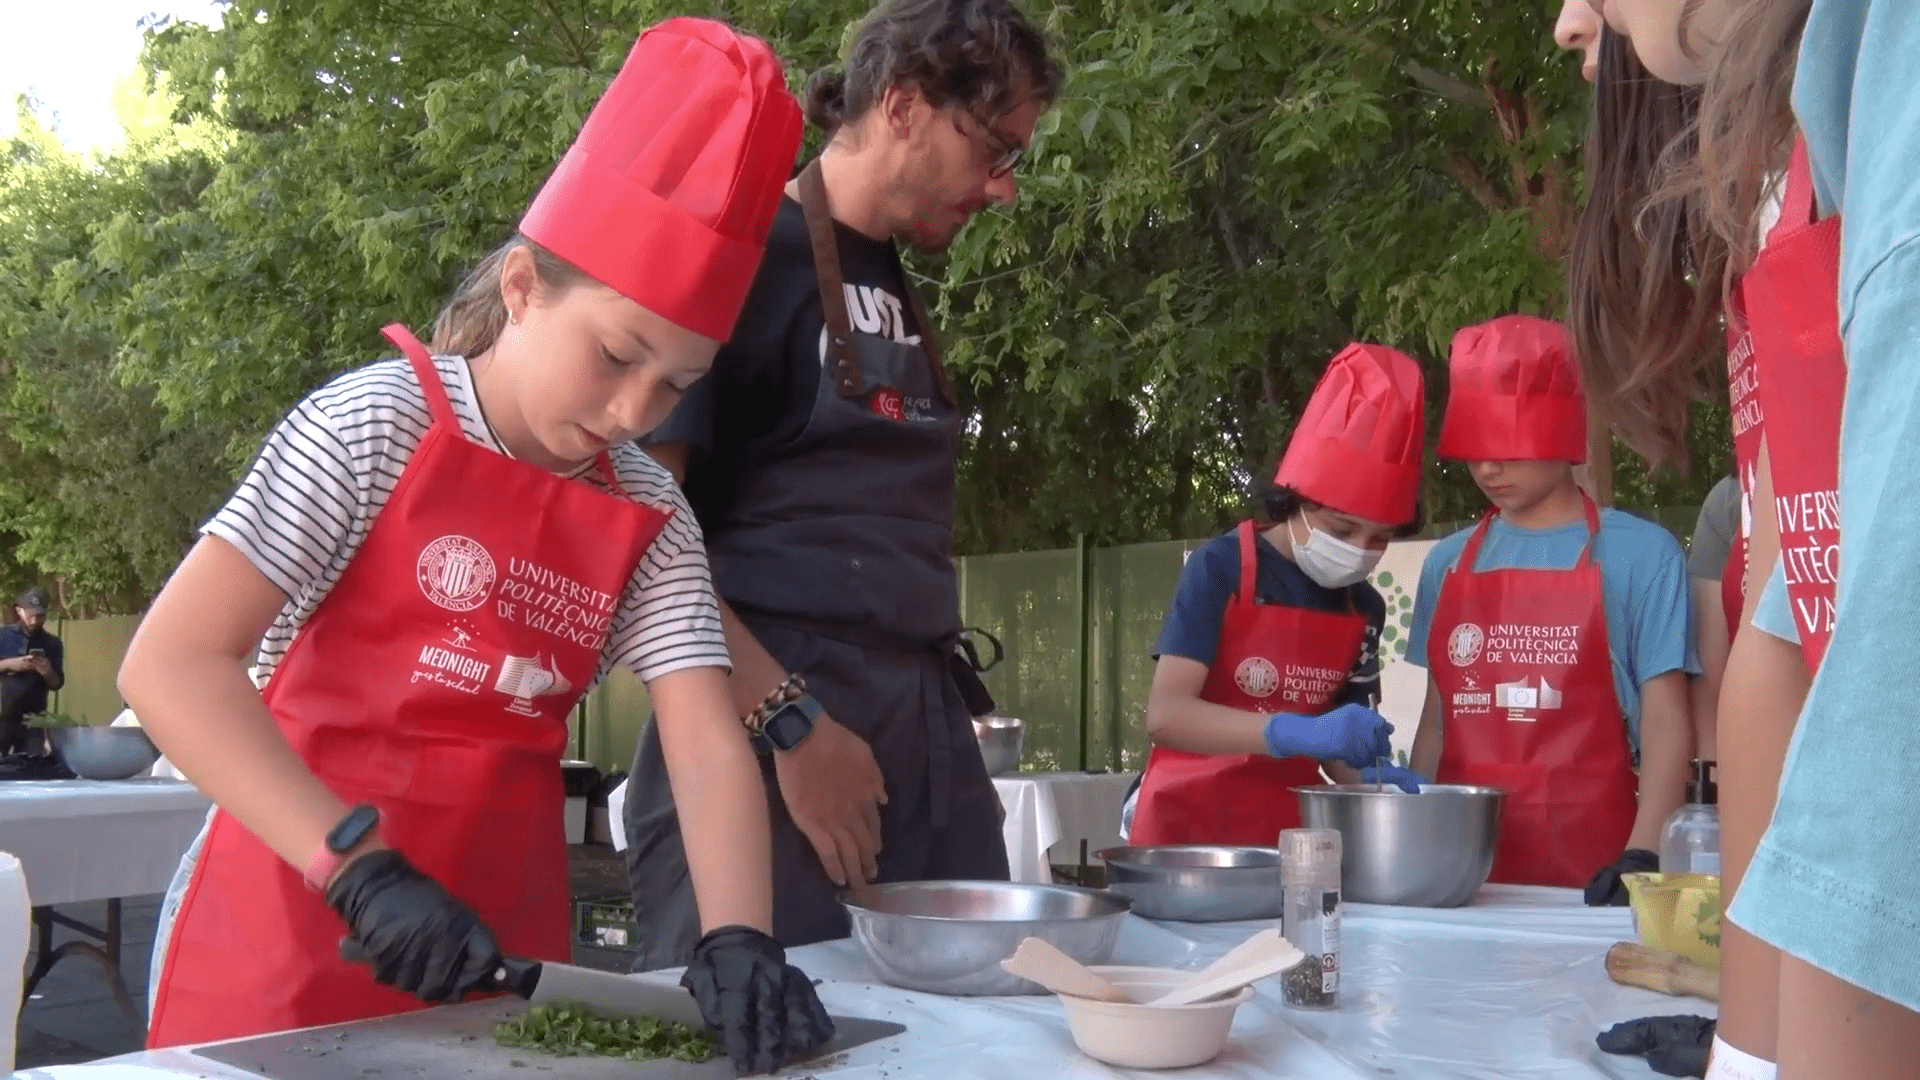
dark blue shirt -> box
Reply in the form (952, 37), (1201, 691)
(0, 624), (63, 718)
(1151, 528), (1386, 711)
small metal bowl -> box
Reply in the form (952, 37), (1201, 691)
(841, 880), (1131, 995)
(972, 713), (1025, 777)
(1096, 846), (1284, 922)
(49, 726), (160, 780)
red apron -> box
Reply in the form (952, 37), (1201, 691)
(1428, 497), (1638, 887)
(147, 326), (671, 1048)
(1130, 521), (1369, 847)
(1740, 139), (1844, 671)
(1720, 534), (1745, 640)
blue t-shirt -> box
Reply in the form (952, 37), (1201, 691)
(1151, 528), (1386, 712)
(1405, 509), (1698, 749)
(1728, 0), (1920, 1011)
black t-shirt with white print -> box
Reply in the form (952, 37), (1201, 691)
(644, 195), (921, 530)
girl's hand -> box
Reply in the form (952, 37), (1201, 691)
(328, 849), (505, 1002)
(680, 926), (835, 1074)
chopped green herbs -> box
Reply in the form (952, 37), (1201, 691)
(26, 712), (89, 729)
(494, 1003), (714, 1064)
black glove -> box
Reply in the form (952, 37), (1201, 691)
(326, 849), (504, 1003)
(681, 926), (835, 1075)
(1597, 1014), (1714, 1077)
(1584, 848), (1660, 907)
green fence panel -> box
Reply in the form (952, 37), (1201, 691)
(49, 613), (140, 725)
(956, 547), (1082, 772)
(1087, 538), (1198, 775)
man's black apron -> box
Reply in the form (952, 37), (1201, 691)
(624, 160), (1010, 969)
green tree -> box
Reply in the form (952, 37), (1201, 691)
(0, 0), (1726, 611)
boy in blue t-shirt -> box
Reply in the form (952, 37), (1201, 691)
(1405, 316), (1697, 903)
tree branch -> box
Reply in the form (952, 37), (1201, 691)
(1441, 151), (1507, 212)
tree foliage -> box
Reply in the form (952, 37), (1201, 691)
(0, 0), (1726, 611)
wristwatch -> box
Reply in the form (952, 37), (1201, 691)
(760, 693), (824, 752)
(302, 804), (381, 891)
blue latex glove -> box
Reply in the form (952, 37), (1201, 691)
(1357, 764), (1423, 793)
(1263, 703), (1392, 768)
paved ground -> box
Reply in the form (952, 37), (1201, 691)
(13, 844), (635, 1071)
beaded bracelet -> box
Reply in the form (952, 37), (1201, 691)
(744, 673), (806, 733)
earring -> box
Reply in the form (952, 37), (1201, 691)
(508, 310), (519, 326)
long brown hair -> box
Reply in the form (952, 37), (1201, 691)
(429, 236), (594, 357)
(803, 0), (1061, 132)
(1568, 2), (1811, 467)
(1566, 31), (1713, 467)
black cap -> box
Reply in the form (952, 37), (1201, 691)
(15, 589), (46, 615)
(1687, 759), (1718, 806)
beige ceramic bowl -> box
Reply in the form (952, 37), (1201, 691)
(1056, 965), (1256, 1069)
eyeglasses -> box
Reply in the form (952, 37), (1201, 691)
(951, 110), (1025, 179)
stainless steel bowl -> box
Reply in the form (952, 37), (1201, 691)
(49, 726), (160, 780)
(1293, 784), (1504, 907)
(841, 880), (1131, 995)
(1096, 845), (1284, 922)
(972, 713), (1025, 777)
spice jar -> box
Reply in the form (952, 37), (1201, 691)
(1279, 827), (1341, 1010)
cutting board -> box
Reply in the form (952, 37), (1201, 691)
(188, 997), (907, 1079)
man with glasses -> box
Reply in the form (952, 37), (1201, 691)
(625, 0), (1061, 967)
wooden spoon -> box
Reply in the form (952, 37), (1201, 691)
(1145, 932), (1305, 1006)
(1000, 937), (1135, 1003)
(1188, 928), (1289, 984)
(1605, 941), (1719, 1002)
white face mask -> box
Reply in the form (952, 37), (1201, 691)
(1290, 516), (1385, 589)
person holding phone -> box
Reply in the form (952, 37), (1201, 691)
(0, 588), (64, 754)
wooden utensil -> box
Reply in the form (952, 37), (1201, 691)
(1000, 937), (1135, 1003)
(1146, 932), (1305, 1006)
(1605, 941), (1719, 1002)
(1189, 928), (1289, 983)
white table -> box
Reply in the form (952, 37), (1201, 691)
(0, 779), (212, 1033)
(51, 886), (1705, 1079)
(991, 771), (1134, 884)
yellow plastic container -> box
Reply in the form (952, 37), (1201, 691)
(1621, 872), (1722, 970)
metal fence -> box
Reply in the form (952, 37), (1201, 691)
(45, 504), (1708, 777)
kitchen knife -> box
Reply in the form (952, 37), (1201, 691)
(338, 939), (708, 1028)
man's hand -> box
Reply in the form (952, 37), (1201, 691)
(25, 657), (52, 680)
(772, 712), (886, 887)
(0, 657), (31, 675)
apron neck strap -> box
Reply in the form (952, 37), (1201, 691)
(797, 159), (956, 406)
(1768, 136), (1819, 246)
(380, 322), (624, 491)
(382, 323), (458, 428)
(1456, 490), (1602, 570)
(1235, 520), (1259, 605)
(799, 160), (865, 400)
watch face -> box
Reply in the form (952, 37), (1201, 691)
(765, 705), (813, 751)
(328, 804), (380, 854)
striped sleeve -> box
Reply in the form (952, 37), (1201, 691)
(202, 395), (364, 602)
(600, 448), (730, 683)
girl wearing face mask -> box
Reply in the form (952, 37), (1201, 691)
(1404, 316), (1697, 896)
(1128, 344), (1425, 847)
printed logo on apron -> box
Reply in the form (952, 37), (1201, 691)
(1234, 656), (1280, 698)
(1446, 623), (1484, 666)
(417, 535), (495, 611)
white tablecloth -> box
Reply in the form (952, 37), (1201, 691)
(0, 780), (211, 907)
(57, 886), (1699, 1080)
(992, 771), (1134, 883)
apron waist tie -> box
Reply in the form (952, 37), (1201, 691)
(737, 610), (967, 828)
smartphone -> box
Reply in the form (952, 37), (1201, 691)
(26, 649), (43, 659)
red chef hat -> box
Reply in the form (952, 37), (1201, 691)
(519, 18), (803, 342)
(1437, 315), (1587, 463)
(1274, 343), (1426, 526)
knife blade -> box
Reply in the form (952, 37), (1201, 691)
(523, 960), (709, 1029)
(338, 939), (707, 1028)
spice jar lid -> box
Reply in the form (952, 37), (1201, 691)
(1279, 827), (1342, 888)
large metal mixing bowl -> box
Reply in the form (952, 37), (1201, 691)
(49, 726), (160, 780)
(841, 880), (1131, 995)
(972, 713), (1025, 777)
(1096, 846), (1284, 922)
(1293, 784), (1503, 907)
